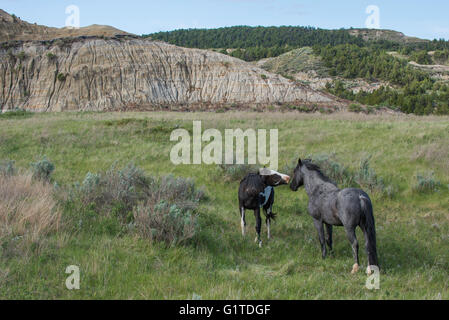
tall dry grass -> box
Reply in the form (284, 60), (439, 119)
(0, 173), (61, 247)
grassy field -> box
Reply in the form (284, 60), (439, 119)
(0, 111), (448, 299)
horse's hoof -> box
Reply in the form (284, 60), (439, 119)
(366, 265), (376, 275)
(351, 263), (359, 274)
(254, 237), (258, 243)
(258, 240), (263, 248)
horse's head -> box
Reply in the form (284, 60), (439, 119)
(259, 168), (290, 187)
(290, 158), (305, 191)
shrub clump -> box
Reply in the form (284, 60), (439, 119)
(46, 52), (57, 61)
(132, 174), (204, 245)
(133, 201), (198, 246)
(310, 153), (355, 188)
(17, 51), (26, 61)
(355, 156), (386, 194)
(413, 172), (441, 193)
(57, 73), (67, 82)
(70, 163), (205, 245)
(30, 157), (55, 181)
(0, 160), (15, 176)
(348, 103), (363, 113)
(0, 109), (33, 119)
(218, 161), (258, 182)
(73, 162), (148, 221)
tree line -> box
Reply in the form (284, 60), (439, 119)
(145, 26), (365, 60)
(145, 26), (449, 61)
(144, 26), (449, 115)
(317, 44), (449, 115)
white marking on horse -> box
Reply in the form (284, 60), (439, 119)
(267, 219), (271, 239)
(240, 207), (246, 236)
(359, 194), (369, 201)
(259, 168), (290, 184)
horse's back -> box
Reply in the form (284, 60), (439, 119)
(238, 173), (264, 208)
(337, 188), (371, 226)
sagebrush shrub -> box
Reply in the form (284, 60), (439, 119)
(311, 153), (354, 188)
(348, 103), (363, 113)
(133, 201), (198, 246)
(355, 156), (386, 193)
(73, 162), (148, 220)
(30, 157), (55, 181)
(413, 172), (441, 193)
(69, 163), (205, 245)
(218, 162), (258, 181)
(147, 174), (205, 211)
(0, 160), (15, 176)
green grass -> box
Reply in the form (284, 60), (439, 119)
(0, 109), (34, 120)
(0, 111), (448, 299)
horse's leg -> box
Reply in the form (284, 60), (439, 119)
(345, 225), (359, 274)
(240, 206), (246, 237)
(266, 206), (272, 240)
(359, 222), (376, 275)
(325, 223), (333, 253)
(254, 208), (262, 247)
(313, 219), (327, 259)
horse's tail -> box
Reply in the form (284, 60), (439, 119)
(266, 211), (277, 221)
(360, 194), (379, 267)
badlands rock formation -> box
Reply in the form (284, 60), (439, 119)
(0, 9), (341, 111)
(0, 38), (338, 111)
(0, 9), (131, 42)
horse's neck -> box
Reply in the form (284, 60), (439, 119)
(304, 170), (338, 198)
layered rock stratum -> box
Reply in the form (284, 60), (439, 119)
(0, 10), (340, 111)
(1, 38), (341, 111)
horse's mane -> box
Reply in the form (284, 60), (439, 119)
(240, 172), (260, 184)
(303, 160), (336, 185)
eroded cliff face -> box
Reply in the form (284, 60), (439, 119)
(0, 38), (337, 111)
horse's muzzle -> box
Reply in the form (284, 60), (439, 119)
(279, 174), (290, 184)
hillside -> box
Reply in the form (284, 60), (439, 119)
(0, 38), (338, 112)
(0, 9), (131, 42)
(2, 10), (449, 114)
(145, 26), (445, 62)
(347, 28), (428, 44)
(0, 10), (345, 112)
(257, 47), (328, 77)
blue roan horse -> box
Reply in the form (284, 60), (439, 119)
(290, 158), (379, 274)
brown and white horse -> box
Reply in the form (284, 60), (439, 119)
(238, 168), (290, 247)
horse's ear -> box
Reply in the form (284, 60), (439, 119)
(298, 158), (302, 166)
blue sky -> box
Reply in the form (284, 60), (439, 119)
(2, 0), (449, 40)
